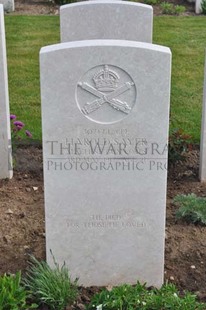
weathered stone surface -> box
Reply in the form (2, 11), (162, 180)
(40, 40), (171, 287)
(0, 0), (14, 12)
(0, 4), (12, 179)
(60, 1), (153, 43)
(195, 0), (202, 13)
(199, 54), (206, 181)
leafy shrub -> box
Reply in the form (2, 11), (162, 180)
(174, 193), (206, 225)
(168, 129), (192, 165)
(24, 256), (78, 310)
(201, 0), (206, 14)
(161, 2), (186, 15)
(0, 272), (37, 310)
(87, 282), (205, 309)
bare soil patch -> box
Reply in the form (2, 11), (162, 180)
(0, 146), (45, 275)
(14, 0), (59, 15)
(1, 146), (206, 308)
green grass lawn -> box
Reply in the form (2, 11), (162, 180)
(5, 16), (60, 141)
(5, 15), (206, 142)
(153, 16), (206, 143)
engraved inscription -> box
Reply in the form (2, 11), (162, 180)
(66, 214), (146, 229)
(76, 65), (136, 124)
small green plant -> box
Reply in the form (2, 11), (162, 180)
(174, 5), (186, 14)
(174, 193), (206, 225)
(24, 255), (78, 310)
(0, 272), (37, 310)
(168, 128), (192, 165)
(161, 2), (175, 14)
(52, 0), (78, 6)
(161, 2), (185, 14)
(143, 0), (159, 5)
(201, 0), (206, 14)
(87, 282), (205, 310)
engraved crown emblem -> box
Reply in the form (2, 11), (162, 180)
(93, 65), (119, 92)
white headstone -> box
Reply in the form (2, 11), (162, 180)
(60, 1), (153, 43)
(199, 54), (206, 181)
(0, 4), (12, 179)
(41, 40), (171, 287)
(0, 0), (14, 12)
(195, 0), (202, 13)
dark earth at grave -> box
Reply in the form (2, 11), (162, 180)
(0, 145), (206, 309)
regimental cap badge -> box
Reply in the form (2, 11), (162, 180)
(93, 65), (119, 92)
(77, 64), (136, 123)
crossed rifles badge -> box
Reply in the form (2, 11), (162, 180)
(78, 65), (134, 115)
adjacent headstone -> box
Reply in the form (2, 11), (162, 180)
(60, 1), (153, 43)
(195, 0), (202, 13)
(0, 4), (12, 179)
(199, 54), (206, 181)
(41, 40), (171, 287)
(0, 0), (14, 12)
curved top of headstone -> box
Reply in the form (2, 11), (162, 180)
(60, 1), (153, 43)
(41, 40), (170, 56)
